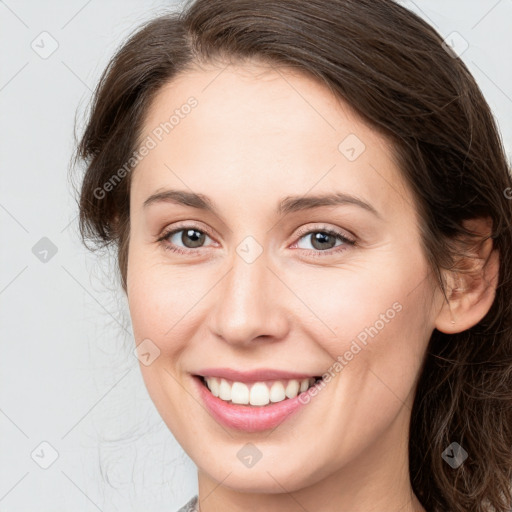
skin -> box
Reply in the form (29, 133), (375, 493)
(126, 60), (498, 512)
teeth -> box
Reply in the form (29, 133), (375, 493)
(208, 377), (220, 397)
(285, 380), (300, 398)
(269, 381), (286, 403)
(203, 377), (318, 406)
(218, 379), (231, 401)
(299, 379), (310, 392)
(231, 382), (249, 404)
(250, 382), (270, 406)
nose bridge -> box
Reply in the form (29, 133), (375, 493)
(209, 242), (289, 345)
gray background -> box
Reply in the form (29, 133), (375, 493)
(1, 1), (511, 510)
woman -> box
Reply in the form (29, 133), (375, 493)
(75, 0), (512, 510)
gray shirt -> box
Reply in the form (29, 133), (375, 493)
(176, 495), (199, 512)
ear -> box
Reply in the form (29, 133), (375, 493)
(435, 217), (499, 334)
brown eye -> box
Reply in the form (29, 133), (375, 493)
(308, 232), (338, 251)
(296, 229), (351, 252)
(169, 228), (206, 248)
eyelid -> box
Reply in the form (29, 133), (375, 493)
(157, 220), (216, 242)
(157, 221), (356, 255)
(293, 223), (356, 244)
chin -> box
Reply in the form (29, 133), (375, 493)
(199, 459), (316, 494)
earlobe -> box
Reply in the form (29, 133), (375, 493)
(435, 218), (499, 334)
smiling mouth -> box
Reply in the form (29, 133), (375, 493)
(197, 375), (323, 407)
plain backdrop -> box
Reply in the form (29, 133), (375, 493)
(1, 1), (511, 510)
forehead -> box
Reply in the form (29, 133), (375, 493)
(131, 61), (414, 220)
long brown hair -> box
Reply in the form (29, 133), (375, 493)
(74, 1), (512, 510)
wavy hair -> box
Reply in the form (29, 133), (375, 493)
(75, 1), (512, 510)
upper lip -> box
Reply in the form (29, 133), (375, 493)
(195, 368), (321, 382)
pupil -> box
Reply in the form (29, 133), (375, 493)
(312, 232), (335, 250)
(183, 229), (205, 248)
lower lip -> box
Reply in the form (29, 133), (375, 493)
(193, 376), (317, 432)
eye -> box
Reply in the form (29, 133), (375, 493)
(158, 225), (216, 255)
(292, 226), (355, 256)
(157, 223), (355, 257)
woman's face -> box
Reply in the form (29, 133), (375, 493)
(126, 61), (439, 496)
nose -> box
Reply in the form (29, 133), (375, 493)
(207, 247), (290, 347)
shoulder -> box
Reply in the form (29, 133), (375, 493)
(176, 495), (199, 512)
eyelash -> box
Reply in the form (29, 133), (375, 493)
(156, 223), (356, 258)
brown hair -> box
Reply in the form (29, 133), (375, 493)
(75, 0), (512, 510)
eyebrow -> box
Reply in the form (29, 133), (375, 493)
(143, 189), (380, 218)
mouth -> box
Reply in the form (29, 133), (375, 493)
(196, 374), (323, 407)
(192, 373), (326, 432)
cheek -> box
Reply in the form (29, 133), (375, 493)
(295, 252), (432, 377)
(126, 253), (201, 428)
(126, 250), (215, 357)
